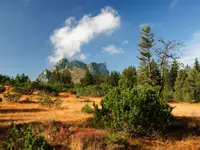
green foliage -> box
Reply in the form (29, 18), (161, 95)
(137, 25), (155, 86)
(75, 84), (112, 97)
(108, 71), (120, 87)
(81, 104), (93, 114)
(4, 93), (21, 102)
(1, 124), (50, 150)
(39, 96), (62, 108)
(169, 60), (179, 91)
(122, 66), (137, 88)
(48, 69), (72, 85)
(149, 59), (161, 87)
(182, 64), (200, 102)
(39, 96), (54, 107)
(80, 70), (94, 86)
(0, 85), (6, 93)
(104, 132), (128, 148)
(13, 82), (34, 95)
(0, 74), (11, 85)
(83, 97), (92, 102)
(93, 86), (173, 136)
(15, 74), (30, 85)
(174, 70), (188, 101)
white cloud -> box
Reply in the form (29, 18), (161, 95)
(179, 31), (200, 66)
(122, 40), (128, 45)
(170, 0), (179, 8)
(48, 6), (121, 63)
(102, 45), (124, 54)
(80, 54), (87, 60)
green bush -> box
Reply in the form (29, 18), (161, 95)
(1, 124), (50, 150)
(83, 98), (92, 102)
(93, 86), (173, 136)
(75, 84), (112, 97)
(81, 104), (93, 114)
(39, 96), (54, 107)
(51, 91), (59, 97)
(0, 85), (6, 93)
(4, 93), (21, 102)
(39, 96), (62, 108)
(104, 132), (129, 149)
(13, 82), (34, 95)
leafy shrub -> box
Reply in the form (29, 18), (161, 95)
(81, 104), (93, 114)
(104, 132), (129, 149)
(4, 93), (21, 102)
(93, 86), (173, 136)
(39, 96), (54, 107)
(12, 82), (34, 95)
(83, 98), (92, 102)
(0, 85), (6, 93)
(75, 84), (112, 97)
(1, 124), (50, 150)
(51, 91), (59, 97)
(163, 90), (174, 102)
(39, 96), (62, 108)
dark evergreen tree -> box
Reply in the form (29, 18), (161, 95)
(169, 60), (179, 91)
(137, 25), (155, 86)
(109, 71), (120, 87)
(174, 70), (188, 101)
(183, 59), (200, 102)
(48, 70), (72, 84)
(149, 59), (161, 87)
(122, 66), (137, 87)
(80, 70), (94, 86)
(194, 58), (200, 72)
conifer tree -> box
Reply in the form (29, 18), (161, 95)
(149, 59), (161, 87)
(109, 71), (120, 87)
(80, 70), (94, 86)
(194, 58), (200, 72)
(183, 59), (200, 102)
(174, 70), (188, 101)
(169, 60), (179, 91)
(137, 25), (155, 86)
(122, 66), (137, 87)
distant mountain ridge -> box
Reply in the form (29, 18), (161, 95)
(37, 58), (108, 83)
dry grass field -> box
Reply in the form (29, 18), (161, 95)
(0, 88), (200, 149)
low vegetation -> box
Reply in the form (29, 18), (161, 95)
(39, 96), (62, 108)
(93, 86), (173, 136)
(0, 85), (6, 93)
(1, 124), (50, 150)
(3, 93), (21, 102)
(81, 104), (93, 114)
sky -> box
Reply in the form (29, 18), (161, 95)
(0, 0), (200, 79)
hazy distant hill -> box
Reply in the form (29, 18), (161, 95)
(37, 58), (108, 83)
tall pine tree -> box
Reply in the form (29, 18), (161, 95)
(137, 25), (155, 86)
(169, 60), (179, 91)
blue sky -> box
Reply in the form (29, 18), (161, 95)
(0, 0), (200, 79)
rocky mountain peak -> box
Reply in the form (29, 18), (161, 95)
(37, 58), (108, 83)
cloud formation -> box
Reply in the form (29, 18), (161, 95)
(48, 6), (120, 63)
(102, 45), (124, 54)
(179, 31), (200, 66)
